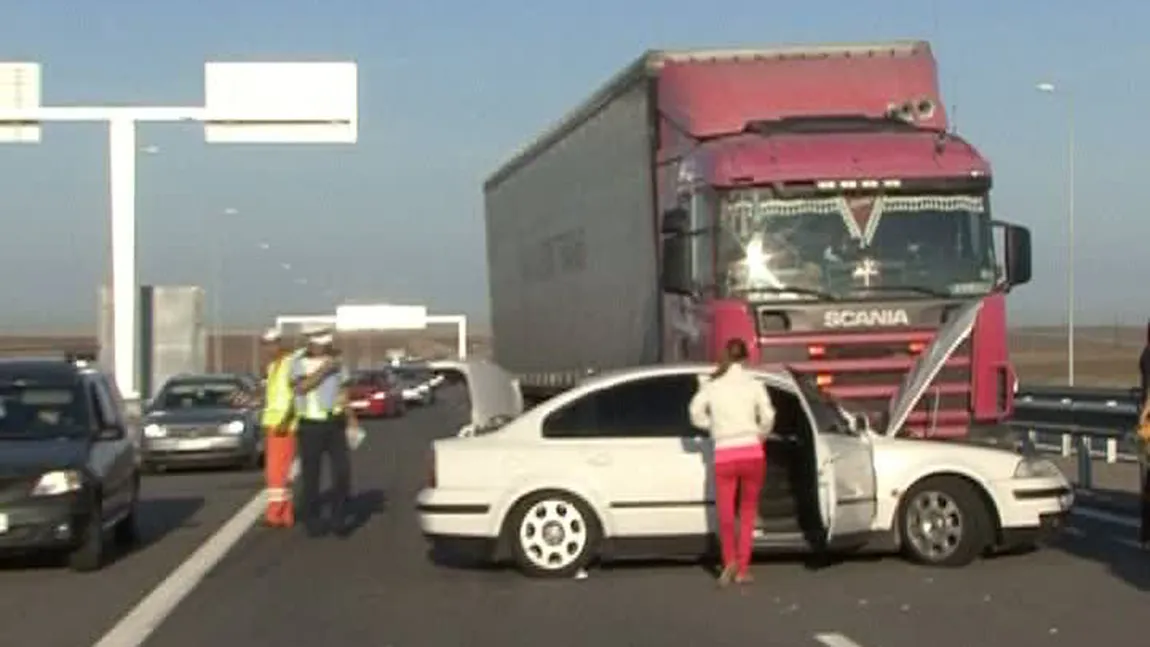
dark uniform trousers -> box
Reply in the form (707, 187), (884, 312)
(1141, 453), (1150, 544)
(296, 415), (353, 528)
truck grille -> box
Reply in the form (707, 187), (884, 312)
(759, 330), (972, 437)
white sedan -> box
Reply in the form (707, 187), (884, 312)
(417, 302), (1073, 578)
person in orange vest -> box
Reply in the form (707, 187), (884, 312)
(258, 328), (300, 527)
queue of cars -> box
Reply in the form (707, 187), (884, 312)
(417, 301), (1074, 578)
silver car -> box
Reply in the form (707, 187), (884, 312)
(139, 374), (263, 472)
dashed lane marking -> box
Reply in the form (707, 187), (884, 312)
(94, 436), (367, 647)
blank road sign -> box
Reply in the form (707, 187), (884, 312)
(336, 305), (428, 332)
(203, 61), (357, 144)
(0, 62), (42, 143)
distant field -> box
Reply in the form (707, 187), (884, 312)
(0, 326), (1139, 388)
(1010, 326), (1141, 388)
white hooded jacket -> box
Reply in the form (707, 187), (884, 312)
(688, 363), (776, 450)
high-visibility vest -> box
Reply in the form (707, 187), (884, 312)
(297, 357), (345, 422)
(261, 356), (296, 431)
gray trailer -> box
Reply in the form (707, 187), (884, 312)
(483, 55), (662, 396)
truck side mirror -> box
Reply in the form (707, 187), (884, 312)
(661, 234), (694, 295)
(1003, 224), (1032, 286)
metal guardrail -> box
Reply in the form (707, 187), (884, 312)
(1013, 384), (1144, 489)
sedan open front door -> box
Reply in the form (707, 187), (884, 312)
(789, 371), (878, 549)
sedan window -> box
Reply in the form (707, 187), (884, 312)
(542, 375), (699, 439)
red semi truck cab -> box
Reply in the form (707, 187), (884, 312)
(653, 42), (1032, 436)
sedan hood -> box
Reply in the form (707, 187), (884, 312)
(460, 360), (524, 429)
(0, 438), (89, 476)
(883, 299), (983, 437)
(144, 408), (245, 425)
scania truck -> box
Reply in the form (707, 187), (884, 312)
(483, 41), (1032, 437)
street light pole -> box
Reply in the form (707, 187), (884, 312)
(212, 207), (238, 372)
(1036, 82), (1076, 386)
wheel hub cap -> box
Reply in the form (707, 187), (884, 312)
(542, 521), (564, 546)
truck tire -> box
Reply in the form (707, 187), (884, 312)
(505, 490), (600, 578)
(898, 475), (992, 568)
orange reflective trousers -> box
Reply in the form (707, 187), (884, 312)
(264, 428), (296, 527)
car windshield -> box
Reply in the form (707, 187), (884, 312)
(395, 369), (429, 382)
(350, 371), (389, 387)
(717, 189), (997, 301)
(155, 380), (243, 409)
(0, 381), (89, 438)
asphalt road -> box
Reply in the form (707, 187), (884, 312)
(0, 464), (263, 647)
(2, 389), (1144, 647)
(144, 390), (1146, 647)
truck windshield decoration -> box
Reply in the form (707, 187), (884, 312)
(718, 189), (996, 301)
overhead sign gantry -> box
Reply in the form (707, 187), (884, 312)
(0, 60), (358, 399)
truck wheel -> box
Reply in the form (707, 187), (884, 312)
(898, 476), (992, 568)
(505, 490), (600, 578)
(68, 505), (107, 572)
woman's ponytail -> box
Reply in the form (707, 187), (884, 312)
(711, 338), (749, 379)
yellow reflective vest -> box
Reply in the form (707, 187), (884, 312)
(260, 355), (297, 432)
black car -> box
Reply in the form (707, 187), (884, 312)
(140, 374), (263, 472)
(0, 357), (141, 571)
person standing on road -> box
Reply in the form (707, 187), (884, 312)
(688, 338), (775, 587)
(1139, 320), (1150, 405)
(1137, 391), (1150, 549)
(292, 329), (357, 537)
(259, 328), (300, 528)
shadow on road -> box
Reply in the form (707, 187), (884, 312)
(0, 495), (204, 571)
(108, 496), (206, 564)
(1052, 490), (1150, 592)
(337, 488), (388, 538)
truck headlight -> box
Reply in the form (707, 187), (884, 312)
(220, 420), (245, 435)
(143, 424), (166, 438)
(32, 470), (83, 496)
(1013, 458), (1062, 479)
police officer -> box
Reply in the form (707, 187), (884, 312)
(260, 328), (299, 528)
(291, 329), (356, 537)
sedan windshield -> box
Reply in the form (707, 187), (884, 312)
(0, 382), (90, 438)
(155, 381), (243, 409)
(718, 189), (997, 301)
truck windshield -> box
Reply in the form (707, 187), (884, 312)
(716, 189), (997, 301)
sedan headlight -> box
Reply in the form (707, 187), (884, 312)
(220, 420), (245, 435)
(1013, 458), (1063, 479)
(143, 423), (167, 438)
(32, 470), (83, 496)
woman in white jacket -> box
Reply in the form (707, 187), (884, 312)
(688, 338), (776, 586)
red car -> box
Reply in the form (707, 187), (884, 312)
(346, 369), (406, 418)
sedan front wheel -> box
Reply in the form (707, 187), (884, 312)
(898, 475), (993, 568)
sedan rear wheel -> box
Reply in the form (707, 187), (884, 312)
(507, 490), (600, 578)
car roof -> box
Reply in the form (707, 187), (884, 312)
(0, 358), (90, 382)
(164, 373), (248, 384)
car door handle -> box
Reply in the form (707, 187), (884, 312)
(587, 453), (611, 467)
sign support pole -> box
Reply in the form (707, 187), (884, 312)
(0, 60), (358, 401)
(109, 117), (137, 399)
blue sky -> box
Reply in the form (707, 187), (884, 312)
(0, 0), (1146, 332)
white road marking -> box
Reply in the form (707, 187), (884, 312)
(1072, 506), (1139, 529)
(816, 632), (866, 647)
(95, 436), (367, 647)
